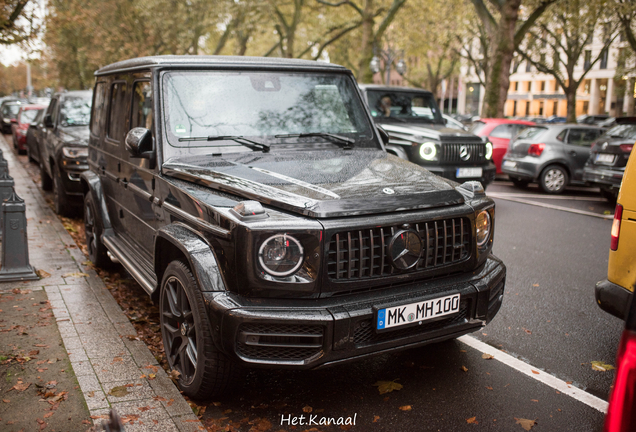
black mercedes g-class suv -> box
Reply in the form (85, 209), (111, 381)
(358, 85), (496, 188)
(82, 56), (506, 399)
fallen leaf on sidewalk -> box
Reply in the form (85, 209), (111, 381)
(36, 269), (51, 279)
(373, 416), (380, 422)
(591, 361), (615, 372)
(514, 418), (537, 430)
(11, 382), (31, 392)
(461, 366), (469, 372)
(482, 353), (494, 360)
(108, 386), (129, 397)
(44, 412), (54, 418)
(373, 380), (403, 394)
(3, 399), (9, 403)
(303, 405), (313, 413)
(168, 369), (181, 382)
(62, 272), (89, 278)
(466, 416), (478, 424)
(399, 405), (412, 411)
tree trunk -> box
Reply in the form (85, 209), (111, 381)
(565, 87), (577, 123)
(481, 0), (521, 118)
(357, 0), (375, 83)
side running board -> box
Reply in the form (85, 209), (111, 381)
(102, 236), (156, 295)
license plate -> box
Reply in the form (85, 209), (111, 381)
(376, 293), (461, 331)
(502, 160), (517, 169)
(456, 167), (483, 178)
(595, 153), (615, 164)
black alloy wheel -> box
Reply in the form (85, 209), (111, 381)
(83, 193), (111, 269)
(539, 165), (568, 194)
(160, 261), (240, 399)
(40, 161), (52, 191)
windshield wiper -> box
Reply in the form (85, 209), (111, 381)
(178, 135), (270, 153)
(274, 133), (354, 149)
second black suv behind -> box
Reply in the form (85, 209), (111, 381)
(359, 85), (496, 188)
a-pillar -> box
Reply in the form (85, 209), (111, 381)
(589, 78), (599, 115)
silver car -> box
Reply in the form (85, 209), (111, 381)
(501, 124), (604, 194)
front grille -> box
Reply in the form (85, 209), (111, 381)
(353, 300), (470, 346)
(327, 217), (471, 281)
(441, 142), (486, 164)
(236, 323), (323, 362)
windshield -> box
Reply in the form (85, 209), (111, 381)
(605, 124), (636, 139)
(162, 71), (375, 157)
(19, 109), (40, 124)
(517, 126), (548, 141)
(3, 104), (21, 119)
(366, 90), (443, 124)
(60, 96), (92, 126)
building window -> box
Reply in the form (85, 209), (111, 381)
(584, 50), (591, 70)
(526, 61), (532, 73)
(526, 101), (531, 114)
(539, 101), (544, 116)
(553, 101), (558, 115)
(600, 48), (609, 69)
(540, 81), (546, 92)
(514, 82), (519, 91)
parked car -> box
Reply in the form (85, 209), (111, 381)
(596, 144), (636, 432)
(598, 117), (617, 128)
(25, 108), (47, 164)
(577, 114), (610, 125)
(501, 124), (605, 193)
(11, 104), (47, 154)
(40, 90), (92, 215)
(82, 55), (506, 399)
(358, 85), (496, 188)
(1, 100), (24, 134)
(442, 114), (468, 131)
(583, 118), (636, 202)
(543, 116), (567, 124)
(470, 118), (535, 173)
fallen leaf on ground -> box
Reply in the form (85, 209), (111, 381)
(531, 370), (540, 374)
(168, 369), (181, 381)
(591, 361), (615, 372)
(461, 366), (469, 372)
(108, 386), (129, 397)
(522, 328), (532, 334)
(2, 399), (9, 403)
(482, 353), (494, 360)
(373, 416), (380, 422)
(303, 405), (313, 413)
(36, 269), (51, 279)
(11, 382), (31, 392)
(373, 380), (403, 394)
(515, 418), (537, 430)
(399, 405), (412, 411)
(44, 412), (54, 418)
(466, 416), (478, 424)
(61, 272), (89, 278)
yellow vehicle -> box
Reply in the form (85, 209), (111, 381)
(596, 148), (636, 319)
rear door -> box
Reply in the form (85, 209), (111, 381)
(564, 128), (602, 181)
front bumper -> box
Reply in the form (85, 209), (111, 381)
(595, 279), (633, 320)
(58, 157), (89, 198)
(583, 165), (624, 190)
(206, 255), (506, 369)
(424, 163), (496, 187)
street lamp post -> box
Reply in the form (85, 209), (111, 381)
(370, 46), (406, 85)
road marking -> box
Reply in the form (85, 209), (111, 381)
(488, 192), (608, 202)
(458, 335), (609, 413)
(487, 193), (614, 220)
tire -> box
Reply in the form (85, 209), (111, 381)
(40, 161), (53, 191)
(84, 193), (112, 269)
(160, 261), (241, 400)
(600, 187), (618, 204)
(52, 164), (72, 216)
(539, 165), (568, 194)
(510, 177), (530, 188)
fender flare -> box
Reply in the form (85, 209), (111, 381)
(154, 223), (226, 293)
(385, 144), (409, 160)
(79, 170), (112, 231)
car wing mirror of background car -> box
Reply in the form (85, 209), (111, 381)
(125, 127), (156, 169)
(44, 114), (54, 128)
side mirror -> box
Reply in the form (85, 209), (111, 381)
(44, 114), (54, 128)
(125, 128), (155, 165)
(376, 125), (390, 146)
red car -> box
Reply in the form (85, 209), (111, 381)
(471, 118), (535, 173)
(12, 104), (46, 154)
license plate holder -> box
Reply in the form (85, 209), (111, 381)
(502, 160), (517, 169)
(595, 153), (615, 164)
(456, 167), (483, 178)
(375, 293), (461, 332)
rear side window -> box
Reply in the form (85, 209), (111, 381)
(107, 82), (128, 142)
(490, 124), (513, 139)
(131, 81), (153, 130)
(91, 82), (107, 136)
(568, 129), (599, 146)
(517, 126), (547, 140)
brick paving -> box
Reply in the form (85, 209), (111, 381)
(0, 135), (203, 431)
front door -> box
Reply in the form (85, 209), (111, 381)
(564, 128), (602, 181)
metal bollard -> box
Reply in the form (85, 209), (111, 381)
(0, 190), (38, 282)
(0, 172), (15, 240)
(0, 149), (8, 177)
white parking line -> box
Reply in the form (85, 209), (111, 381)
(458, 335), (609, 413)
(487, 193), (614, 220)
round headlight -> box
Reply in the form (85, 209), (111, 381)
(476, 211), (491, 247)
(258, 234), (304, 277)
(485, 142), (493, 160)
(419, 142), (437, 161)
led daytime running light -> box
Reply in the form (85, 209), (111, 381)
(419, 142), (437, 161)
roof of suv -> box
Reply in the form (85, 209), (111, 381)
(95, 55), (347, 76)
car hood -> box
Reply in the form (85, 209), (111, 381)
(162, 149), (465, 218)
(376, 122), (482, 142)
(58, 125), (90, 146)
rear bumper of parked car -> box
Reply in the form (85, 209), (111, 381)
(595, 279), (633, 320)
(501, 156), (542, 180)
(206, 255), (506, 369)
(424, 163), (496, 187)
(583, 165), (624, 190)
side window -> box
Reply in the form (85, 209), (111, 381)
(490, 124), (513, 139)
(131, 81), (153, 130)
(107, 82), (128, 142)
(582, 129), (601, 144)
(556, 130), (568, 142)
(91, 82), (107, 136)
(46, 99), (58, 125)
(567, 129), (587, 145)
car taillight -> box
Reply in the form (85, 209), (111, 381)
(528, 143), (545, 156)
(604, 330), (636, 432)
(619, 144), (633, 153)
(611, 204), (623, 251)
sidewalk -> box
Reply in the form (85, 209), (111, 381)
(0, 135), (203, 431)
